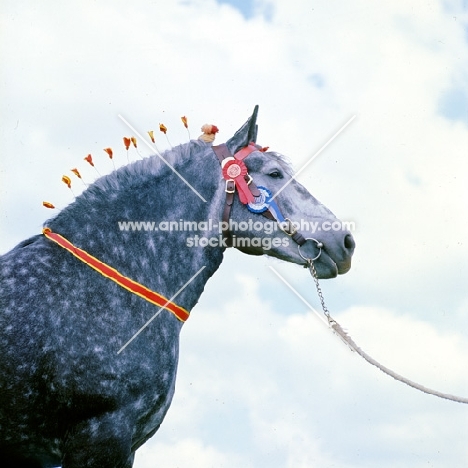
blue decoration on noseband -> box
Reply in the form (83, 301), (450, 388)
(247, 186), (271, 213)
(247, 185), (285, 222)
(267, 200), (285, 223)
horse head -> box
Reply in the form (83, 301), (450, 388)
(216, 106), (355, 279)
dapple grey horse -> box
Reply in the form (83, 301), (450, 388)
(0, 107), (355, 467)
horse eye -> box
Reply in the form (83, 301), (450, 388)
(268, 170), (282, 179)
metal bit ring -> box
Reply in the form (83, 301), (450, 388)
(297, 238), (323, 262)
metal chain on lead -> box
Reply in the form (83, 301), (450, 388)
(307, 259), (335, 324)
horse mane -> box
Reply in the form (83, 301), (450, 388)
(41, 141), (207, 229)
(45, 142), (296, 228)
(84, 141), (201, 199)
(83, 144), (294, 200)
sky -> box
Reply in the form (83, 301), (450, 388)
(1, 0), (468, 467)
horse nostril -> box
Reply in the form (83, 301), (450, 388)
(344, 234), (355, 252)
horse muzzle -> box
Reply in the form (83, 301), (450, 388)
(298, 230), (355, 278)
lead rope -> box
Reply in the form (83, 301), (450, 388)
(307, 258), (468, 405)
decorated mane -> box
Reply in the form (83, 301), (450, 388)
(43, 116), (294, 211)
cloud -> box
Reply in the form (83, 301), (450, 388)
(138, 273), (468, 467)
(439, 87), (468, 123)
(135, 438), (242, 468)
(338, 306), (468, 394)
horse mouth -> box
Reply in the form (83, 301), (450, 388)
(266, 240), (351, 278)
(314, 253), (339, 279)
(309, 251), (351, 279)
(337, 259), (352, 275)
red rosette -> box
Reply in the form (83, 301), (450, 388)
(222, 159), (247, 180)
(222, 159), (254, 204)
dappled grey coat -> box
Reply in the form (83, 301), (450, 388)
(0, 107), (354, 467)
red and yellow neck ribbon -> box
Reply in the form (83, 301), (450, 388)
(42, 228), (189, 322)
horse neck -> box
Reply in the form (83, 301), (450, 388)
(47, 142), (226, 310)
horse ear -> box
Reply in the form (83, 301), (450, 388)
(226, 105), (259, 154)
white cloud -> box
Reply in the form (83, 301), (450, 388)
(140, 272), (468, 467)
(339, 306), (468, 390)
(135, 438), (242, 468)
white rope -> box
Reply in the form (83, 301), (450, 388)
(330, 319), (468, 404)
(273, 256), (468, 405)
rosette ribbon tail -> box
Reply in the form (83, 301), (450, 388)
(267, 200), (285, 223)
(235, 176), (255, 204)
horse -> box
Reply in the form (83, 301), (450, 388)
(0, 106), (355, 467)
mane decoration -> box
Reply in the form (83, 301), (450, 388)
(42, 116), (218, 210)
(198, 124), (219, 143)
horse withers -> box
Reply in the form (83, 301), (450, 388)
(0, 107), (354, 467)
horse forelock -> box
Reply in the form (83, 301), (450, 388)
(263, 151), (295, 176)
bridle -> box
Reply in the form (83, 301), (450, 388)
(213, 142), (468, 405)
(212, 142), (323, 261)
